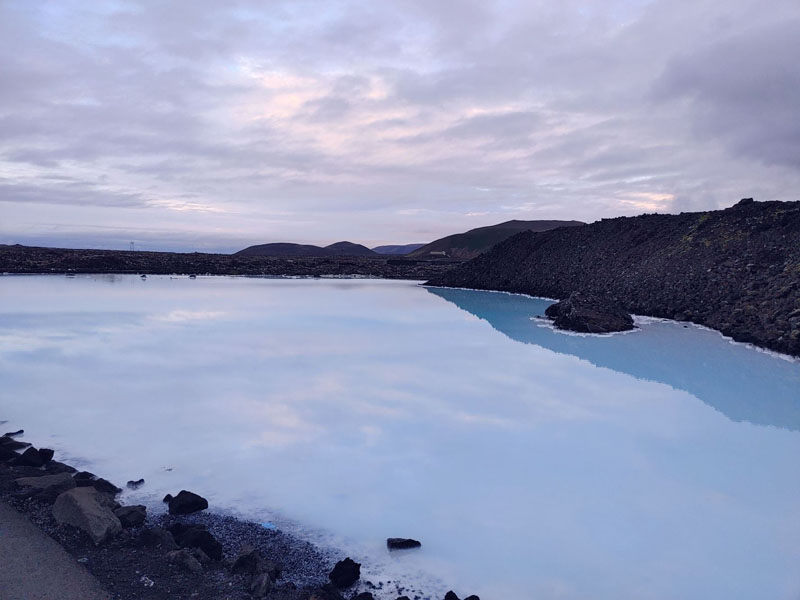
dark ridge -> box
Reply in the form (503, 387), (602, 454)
(234, 243), (331, 257)
(426, 199), (800, 357)
(371, 243), (426, 255)
(408, 219), (585, 259)
(324, 241), (377, 256)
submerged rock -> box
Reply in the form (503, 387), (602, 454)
(545, 291), (634, 334)
(329, 557), (360, 588)
(386, 538), (421, 550)
(52, 487), (122, 544)
(168, 490), (209, 515)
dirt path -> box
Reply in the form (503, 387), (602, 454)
(0, 499), (110, 600)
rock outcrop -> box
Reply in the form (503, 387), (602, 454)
(328, 557), (360, 588)
(544, 292), (634, 333)
(427, 199), (800, 357)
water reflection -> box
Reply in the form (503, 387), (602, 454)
(426, 287), (800, 431)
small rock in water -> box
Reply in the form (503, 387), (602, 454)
(126, 478), (145, 490)
(162, 493), (173, 503)
(545, 291), (634, 334)
(386, 538), (421, 550)
(329, 557), (360, 588)
(3, 429), (24, 437)
(168, 490), (209, 515)
(114, 505), (147, 528)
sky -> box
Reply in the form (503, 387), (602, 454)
(1, 0), (798, 253)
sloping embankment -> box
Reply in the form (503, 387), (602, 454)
(426, 199), (800, 357)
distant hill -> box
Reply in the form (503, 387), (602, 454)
(325, 241), (377, 256)
(408, 219), (585, 259)
(427, 199), (800, 358)
(235, 241), (378, 257)
(372, 244), (426, 255)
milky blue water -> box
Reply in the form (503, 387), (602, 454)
(1, 275), (798, 600)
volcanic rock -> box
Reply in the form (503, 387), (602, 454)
(386, 538), (421, 550)
(137, 527), (179, 551)
(126, 478), (145, 490)
(544, 292), (634, 333)
(114, 505), (147, 528)
(329, 557), (360, 588)
(168, 490), (209, 515)
(52, 487), (122, 544)
(166, 548), (203, 574)
(168, 523), (222, 560)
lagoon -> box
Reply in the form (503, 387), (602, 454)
(1, 275), (799, 599)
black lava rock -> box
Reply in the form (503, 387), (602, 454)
(137, 527), (179, 551)
(168, 490), (209, 515)
(126, 478), (145, 490)
(91, 477), (122, 495)
(169, 523), (222, 560)
(162, 493), (173, 503)
(14, 447), (46, 467)
(3, 429), (23, 437)
(544, 291), (634, 333)
(38, 448), (54, 463)
(0, 445), (18, 461)
(0, 436), (31, 451)
(352, 593), (374, 600)
(386, 538), (421, 550)
(114, 505), (147, 528)
(329, 557), (360, 588)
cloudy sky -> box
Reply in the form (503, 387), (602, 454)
(1, 0), (798, 252)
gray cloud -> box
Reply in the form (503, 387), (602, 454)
(0, 0), (798, 251)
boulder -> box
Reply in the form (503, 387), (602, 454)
(309, 584), (344, 600)
(126, 478), (145, 490)
(137, 527), (179, 551)
(52, 487), (122, 544)
(329, 557), (360, 588)
(0, 436), (31, 450)
(16, 472), (76, 493)
(386, 538), (421, 550)
(90, 477), (122, 495)
(114, 505), (147, 528)
(168, 490), (208, 515)
(13, 447), (47, 467)
(231, 544), (282, 579)
(45, 460), (76, 474)
(352, 594), (374, 600)
(166, 548), (203, 574)
(545, 291), (634, 334)
(250, 572), (273, 598)
(0, 445), (19, 461)
(444, 593), (460, 600)
(168, 523), (222, 560)
(162, 493), (173, 503)
(3, 429), (23, 437)
(38, 448), (54, 463)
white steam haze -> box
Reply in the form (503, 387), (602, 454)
(1, 0), (799, 252)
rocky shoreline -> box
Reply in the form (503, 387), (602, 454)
(0, 430), (479, 600)
(427, 199), (800, 357)
(0, 244), (461, 280)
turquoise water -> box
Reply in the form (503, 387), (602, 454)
(1, 275), (798, 599)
